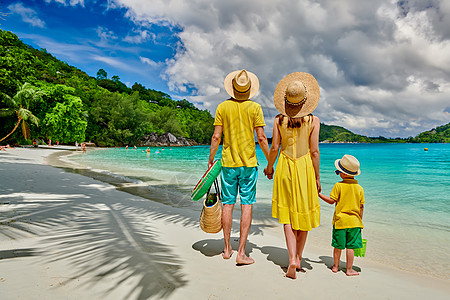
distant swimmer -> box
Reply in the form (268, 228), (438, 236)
(146, 147), (150, 154)
(155, 150), (160, 154)
(126, 145), (129, 150)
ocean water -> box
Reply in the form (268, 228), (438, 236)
(68, 143), (450, 279)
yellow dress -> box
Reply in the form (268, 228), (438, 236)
(272, 116), (320, 231)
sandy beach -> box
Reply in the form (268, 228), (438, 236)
(1, 147), (449, 300)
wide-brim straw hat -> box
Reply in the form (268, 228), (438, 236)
(224, 69), (259, 100)
(274, 72), (320, 118)
(335, 154), (361, 176)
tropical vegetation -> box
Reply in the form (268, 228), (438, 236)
(0, 82), (42, 142)
(0, 29), (214, 146)
(411, 123), (450, 143)
(318, 122), (450, 143)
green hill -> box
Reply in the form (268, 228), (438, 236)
(0, 29), (214, 146)
(319, 123), (408, 143)
(319, 123), (369, 142)
(319, 122), (450, 143)
(411, 123), (450, 143)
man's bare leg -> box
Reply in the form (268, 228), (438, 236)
(295, 230), (308, 272)
(222, 204), (234, 259)
(236, 204), (254, 265)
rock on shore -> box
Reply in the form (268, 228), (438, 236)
(140, 132), (195, 147)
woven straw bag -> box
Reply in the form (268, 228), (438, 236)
(199, 180), (222, 233)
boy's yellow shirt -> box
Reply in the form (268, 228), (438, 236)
(214, 99), (265, 167)
(330, 178), (365, 229)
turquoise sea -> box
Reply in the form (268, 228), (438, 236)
(69, 143), (450, 280)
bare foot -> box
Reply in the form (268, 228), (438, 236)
(295, 258), (305, 272)
(285, 264), (297, 279)
(236, 254), (254, 265)
(346, 269), (359, 276)
(222, 249), (234, 260)
(331, 266), (339, 273)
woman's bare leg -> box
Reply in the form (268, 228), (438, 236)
(284, 224), (297, 279)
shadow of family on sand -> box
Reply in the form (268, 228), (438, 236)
(192, 238), (361, 274)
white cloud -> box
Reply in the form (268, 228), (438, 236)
(44, 0), (85, 7)
(139, 56), (162, 68)
(8, 3), (46, 28)
(111, 0), (450, 137)
(96, 26), (118, 42)
(91, 55), (137, 73)
(123, 29), (155, 44)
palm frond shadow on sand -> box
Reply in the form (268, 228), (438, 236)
(0, 161), (188, 299)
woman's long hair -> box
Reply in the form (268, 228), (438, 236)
(278, 113), (313, 128)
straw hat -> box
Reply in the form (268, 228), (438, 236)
(224, 69), (259, 100)
(335, 154), (361, 176)
(273, 72), (320, 118)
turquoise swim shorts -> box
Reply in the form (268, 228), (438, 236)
(220, 166), (258, 205)
(332, 227), (363, 250)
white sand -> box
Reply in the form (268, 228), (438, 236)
(1, 147), (449, 299)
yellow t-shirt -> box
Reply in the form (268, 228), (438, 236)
(330, 179), (365, 229)
(214, 99), (266, 167)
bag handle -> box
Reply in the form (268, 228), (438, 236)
(206, 179), (221, 200)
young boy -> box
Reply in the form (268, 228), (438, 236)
(319, 154), (364, 276)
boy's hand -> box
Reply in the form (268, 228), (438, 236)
(316, 179), (321, 193)
(319, 193), (336, 205)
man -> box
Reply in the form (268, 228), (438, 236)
(208, 69), (270, 265)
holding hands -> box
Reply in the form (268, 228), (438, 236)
(264, 166), (274, 180)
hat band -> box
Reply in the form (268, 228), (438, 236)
(285, 94), (307, 106)
(284, 83), (307, 106)
(338, 161), (358, 175)
(233, 85), (251, 94)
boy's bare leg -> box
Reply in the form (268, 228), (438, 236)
(346, 249), (359, 276)
(222, 204), (234, 259)
(295, 230), (308, 271)
(283, 224), (297, 279)
(332, 248), (341, 273)
(236, 204), (254, 265)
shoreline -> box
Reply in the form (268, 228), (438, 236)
(1, 147), (449, 299)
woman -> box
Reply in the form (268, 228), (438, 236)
(264, 72), (321, 279)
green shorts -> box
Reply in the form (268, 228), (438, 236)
(331, 227), (363, 249)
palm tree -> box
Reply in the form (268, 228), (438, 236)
(0, 83), (43, 143)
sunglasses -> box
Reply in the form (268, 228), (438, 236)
(335, 170), (342, 175)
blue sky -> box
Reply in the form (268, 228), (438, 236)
(3, 0), (450, 138)
(3, 0), (183, 95)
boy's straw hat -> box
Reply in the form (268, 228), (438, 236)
(224, 69), (259, 100)
(273, 72), (320, 118)
(335, 154), (361, 176)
